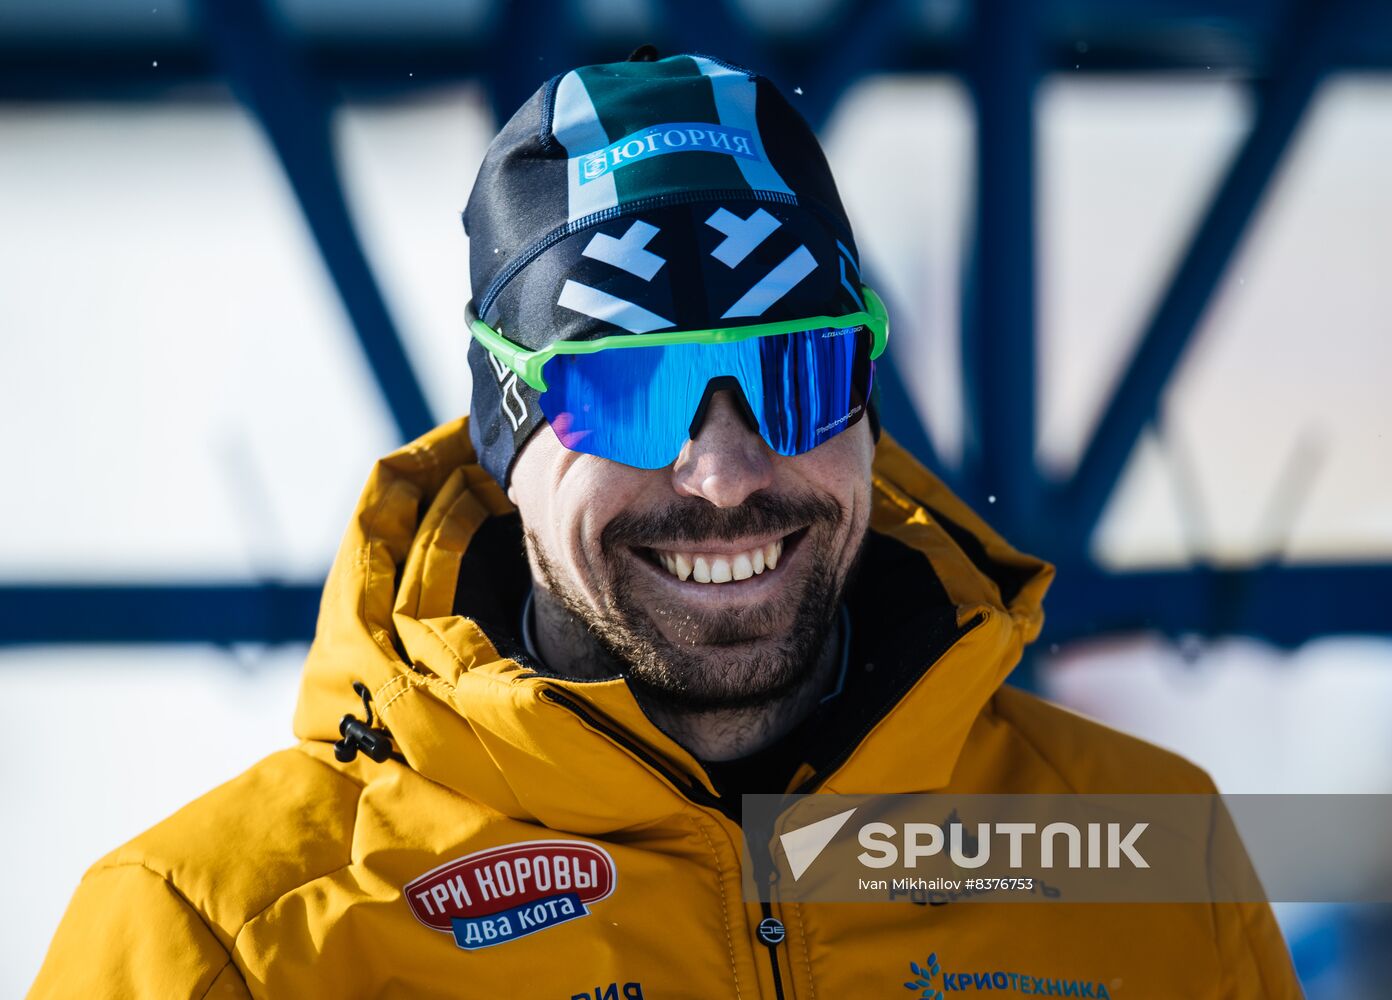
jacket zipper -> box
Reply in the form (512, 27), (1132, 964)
(540, 611), (983, 1000)
(759, 899), (788, 1000)
(541, 687), (791, 996)
(752, 830), (788, 1000)
(539, 687), (734, 819)
(759, 609), (983, 1000)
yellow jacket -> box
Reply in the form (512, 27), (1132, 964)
(32, 419), (1301, 999)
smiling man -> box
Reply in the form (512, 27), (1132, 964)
(512, 400), (869, 764)
(33, 50), (1301, 999)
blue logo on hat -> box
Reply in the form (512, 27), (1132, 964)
(578, 122), (759, 184)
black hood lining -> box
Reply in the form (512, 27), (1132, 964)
(921, 504), (1039, 608)
(449, 511), (538, 668)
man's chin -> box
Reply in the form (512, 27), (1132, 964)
(623, 646), (812, 712)
(604, 536), (849, 709)
(636, 601), (798, 649)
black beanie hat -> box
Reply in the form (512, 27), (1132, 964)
(464, 51), (878, 488)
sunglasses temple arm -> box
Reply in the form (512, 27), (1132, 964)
(469, 312), (549, 391)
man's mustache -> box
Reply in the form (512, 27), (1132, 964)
(602, 490), (844, 551)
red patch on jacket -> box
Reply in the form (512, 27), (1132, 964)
(405, 839), (616, 931)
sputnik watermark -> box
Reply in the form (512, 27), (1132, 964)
(774, 808), (1146, 896)
(740, 794), (1392, 904)
(855, 820), (1149, 871)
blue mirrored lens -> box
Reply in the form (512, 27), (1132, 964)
(751, 325), (871, 457)
(538, 326), (873, 469)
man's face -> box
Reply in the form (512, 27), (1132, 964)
(508, 388), (875, 711)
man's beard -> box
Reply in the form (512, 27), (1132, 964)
(527, 490), (867, 712)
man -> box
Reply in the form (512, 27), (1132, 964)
(33, 51), (1300, 998)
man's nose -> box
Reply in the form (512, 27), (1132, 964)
(670, 389), (775, 507)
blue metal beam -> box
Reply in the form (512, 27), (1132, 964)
(3, 562), (1389, 647)
(0, 584), (320, 646)
(195, 0), (435, 443)
(655, 0), (913, 133)
(480, 0), (588, 129)
(962, 0), (1043, 551)
(1054, 0), (1348, 551)
(1040, 561), (1392, 648)
(757, 0), (913, 134)
(9, 1), (1392, 103)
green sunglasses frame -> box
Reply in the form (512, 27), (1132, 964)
(466, 285), (890, 393)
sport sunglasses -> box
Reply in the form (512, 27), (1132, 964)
(467, 286), (889, 470)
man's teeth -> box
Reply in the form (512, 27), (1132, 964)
(656, 539), (784, 584)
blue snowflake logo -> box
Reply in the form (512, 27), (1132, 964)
(903, 952), (942, 999)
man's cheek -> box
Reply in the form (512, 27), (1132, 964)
(589, 539), (633, 606)
(582, 552), (613, 605)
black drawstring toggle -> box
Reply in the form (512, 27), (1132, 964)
(334, 681), (394, 763)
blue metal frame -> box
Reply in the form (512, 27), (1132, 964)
(1052, 0), (1354, 552)
(962, 0), (1043, 547)
(4, 558), (1387, 648)
(1, 0), (1389, 655)
(1043, 561), (1392, 648)
(197, 0), (436, 444)
(0, 584), (320, 645)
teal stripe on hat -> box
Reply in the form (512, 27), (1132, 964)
(693, 56), (793, 196)
(575, 55), (750, 205)
(552, 69), (619, 222)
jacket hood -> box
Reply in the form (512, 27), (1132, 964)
(293, 418), (1053, 833)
